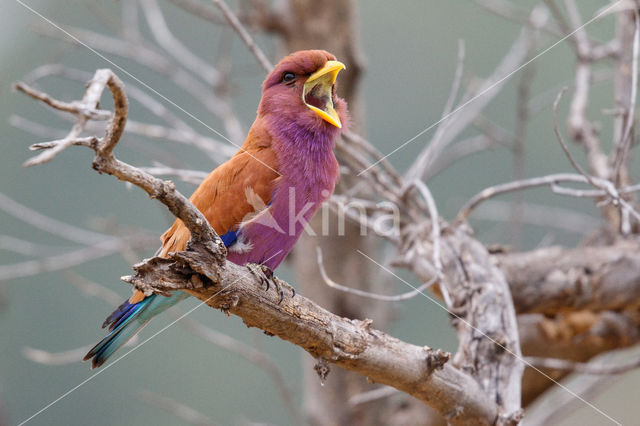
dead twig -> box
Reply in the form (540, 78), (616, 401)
(612, 5), (640, 180)
(210, 0), (273, 72)
(457, 173), (640, 222)
(174, 315), (304, 425)
(140, 0), (222, 86)
(552, 88), (592, 180)
(525, 353), (640, 375)
(139, 390), (218, 426)
(317, 246), (437, 301)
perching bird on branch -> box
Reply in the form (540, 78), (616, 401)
(84, 50), (348, 368)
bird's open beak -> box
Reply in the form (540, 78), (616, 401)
(302, 60), (345, 128)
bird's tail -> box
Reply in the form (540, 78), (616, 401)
(83, 291), (188, 368)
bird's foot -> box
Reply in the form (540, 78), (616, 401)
(247, 263), (275, 291)
(246, 263), (295, 304)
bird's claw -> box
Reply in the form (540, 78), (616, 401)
(246, 263), (296, 304)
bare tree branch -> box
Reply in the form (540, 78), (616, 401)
(525, 351), (640, 375)
(317, 246), (437, 301)
(209, 0), (273, 72)
(497, 241), (640, 314)
(139, 390), (218, 426)
(140, 0), (222, 86)
(404, 6), (547, 182)
(612, 6), (640, 181)
(456, 173), (640, 222)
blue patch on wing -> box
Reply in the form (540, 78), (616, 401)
(220, 229), (238, 247)
(219, 187), (276, 250)
(269, 188), (276, 206)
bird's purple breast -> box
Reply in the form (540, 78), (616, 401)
(226, 118), (340, 270)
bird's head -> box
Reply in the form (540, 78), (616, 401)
(259, 50), (348, 132)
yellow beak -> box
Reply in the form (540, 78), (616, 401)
(302, 60), (346, 128)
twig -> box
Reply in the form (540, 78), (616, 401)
(511, 26), (538, 247)
(342, 130), (402, 186)
(120, 0), (141, 42)
(210, 0), (273, 72)
(0, 192), (112, 244)
(17, 70), (113, 166)
(12, 81), (111, 120)
(550, 183), (603, 198)
(471, 200), (600, 234)
(564, 0), (592, 58)
(63, 270), (123, 306)
(613, 5), (639, 180)
(122, 120), (235, 161)
(28, 136), (97, 151)
(527, 69), (613, 116)
(403, 9), (544, 182)
(140, 165), (208, 185)
(423, 135), (504, 181)
(140, 0), (222, 86)
(34, 24), (245, 143)
(552, 87), (592, 180)
(551, 0), (610, 180)
(405, 40), (466, 182)
(348, 386), (398, 407)
(327, 196), (401, 243)
(168, 0), (225, 25)
(522, 346), (638, 425)
(0, 238), (152, 281)
(525, 353), (640, 374)
(317, 247), (437, 301)
(139, 390), (218, 426)
(474, 0), (562, 37)
(405, 180), (449, 310)
(10, 114), (67, 139)
(408, 180), (442, 274)
(175, 315), (304, 425)
(457, 173), (640, 222)
(0, 236), (61, 257)
(22, 64), (195, 133)
(23, 345), (94, 366)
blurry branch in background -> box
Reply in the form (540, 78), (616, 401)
(7, 0), (640, 425)
(525, 352), (640, 375)
(522, 345), (640, 425)
(404, 6), (546, 183)
(139, 390), (218, 426)
(23, 345), (95, 367)
(469, 200), (601, 234)
(171, 315), (304, 425)
(0, 192), (157, 281)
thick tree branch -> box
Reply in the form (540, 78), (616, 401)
(126, 241), (498, 425)
(397, 224), (524, 422)
(519, 310), (640, 405)
(497, 240), (640, 314)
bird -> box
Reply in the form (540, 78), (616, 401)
(83, 50), (348, 369)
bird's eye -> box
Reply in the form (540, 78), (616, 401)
(282, 72), (296, 83)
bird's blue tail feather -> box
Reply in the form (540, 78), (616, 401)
(83, 296), (154, 368)
(84, 291), (188, 368)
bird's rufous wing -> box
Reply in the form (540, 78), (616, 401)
(128, 146), (279, 304)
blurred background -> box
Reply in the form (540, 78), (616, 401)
(1, 1), (638, 425)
